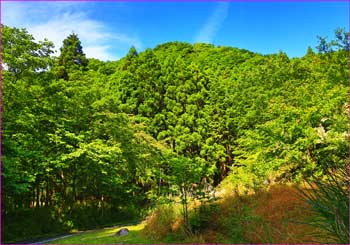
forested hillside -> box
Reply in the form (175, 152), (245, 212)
(2, 25), (349, 243)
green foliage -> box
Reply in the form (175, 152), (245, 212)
(189, 202), (220, 235)
(167, 156), (203, 230)
(2, 25), (163, 243)
(2, 24), (348, 243)
(2, 24), (54, 77)
(57, 33), (88, 80)
(316, 28), (349, 53)
(2, 25), (55, 217)
(109, 34), (347, 190)
(2, 207), (65, 243)
(299, 167), (349, 243)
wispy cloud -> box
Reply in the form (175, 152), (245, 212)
(195, 1), (230, 44)
(2, 2), (142, 61)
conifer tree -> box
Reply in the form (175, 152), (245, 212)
(57, 33), (88, 80)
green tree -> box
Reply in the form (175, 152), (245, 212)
(2, 25), (54, 213)
(57, 33), (88, 80)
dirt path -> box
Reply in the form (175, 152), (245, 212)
(32, 233), (80, 244)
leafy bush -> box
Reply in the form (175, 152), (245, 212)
(2, 207), (66, 243)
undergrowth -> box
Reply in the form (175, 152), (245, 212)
(143, 184), (329, 243)
(299, 167), (349, 244)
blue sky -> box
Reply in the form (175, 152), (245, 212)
(2, 1), (349, 61)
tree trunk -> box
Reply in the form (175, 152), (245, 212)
(36, 186), (40, 208)
(45, 178), (50, 206)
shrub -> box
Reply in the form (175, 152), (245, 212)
(189, 202), (220, 234)
(2, 207), (66, 243)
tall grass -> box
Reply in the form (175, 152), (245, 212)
(143, 203), (179, 241)
(299, 166), (349, 243)
(143, 184), (330, 243)
(239, 185), (318, 243)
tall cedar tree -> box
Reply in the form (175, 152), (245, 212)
(57, 33), (88, 80)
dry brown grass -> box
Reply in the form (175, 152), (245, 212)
(143, 204), (178, 241)
(143, 184), (328, 243)
(227, 184), (327, 243)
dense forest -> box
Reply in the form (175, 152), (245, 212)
(2, 24), (349, 243)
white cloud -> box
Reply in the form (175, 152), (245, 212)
(195, 2), (230, 43)
(2, 2), (142, 61)
(26, 11), (118, 59)
(84, 45), (116, 61)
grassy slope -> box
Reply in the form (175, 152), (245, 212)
(49, 184), (330, 244)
